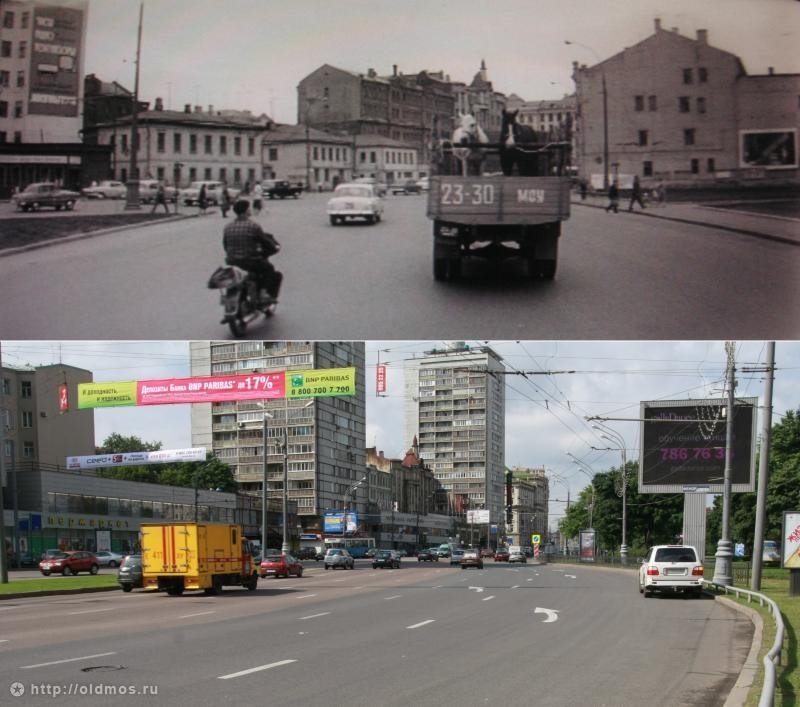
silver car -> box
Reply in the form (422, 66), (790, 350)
(324, 548), (354, 570)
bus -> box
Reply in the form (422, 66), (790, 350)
(323, 536), (376, 558)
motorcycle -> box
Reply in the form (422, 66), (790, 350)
(207, 264), (277, 337)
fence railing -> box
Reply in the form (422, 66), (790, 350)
(702, 580), (784, 707)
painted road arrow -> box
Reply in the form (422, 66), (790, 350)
(534, 607), (559, 623)
(468, 586), (485, 593)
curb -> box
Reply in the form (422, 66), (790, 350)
(718, 595), (764, 707)
(0, 213), (195, 259)
(0, 585), (120, 600)
(572, 200), (800, 247)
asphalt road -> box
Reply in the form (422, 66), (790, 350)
(0, 561), (752, 706)
(1, 192), (798, 339)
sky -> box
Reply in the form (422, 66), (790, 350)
(83, 0), (800, 124)
(3, 340), (798, 525)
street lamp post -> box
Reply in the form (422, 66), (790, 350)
(713, 343), (737, 587)
(591, 423), (629, 564)
(261, 410), (273, 553)
(565, 39), (609, 191)
(566, 454), (596, 529)
(125, 1), (143, 210)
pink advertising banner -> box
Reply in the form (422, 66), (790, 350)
(137, 372), (285, 405)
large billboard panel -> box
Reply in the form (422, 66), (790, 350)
(66, 447), (206, 470)
(783, 512), (800, 569)
(77, 381), (137, 408)
(639, 398), (758, 493)
(29, 4), (84, 117)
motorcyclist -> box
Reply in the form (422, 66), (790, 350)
(222, 198), (282, 307)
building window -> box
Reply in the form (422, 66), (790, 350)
(189, 167), (197, 181)
(638, 130), (648, 146)
(313, 146), (319, 160)
(204, 135), (212, 154)
(13, 101), (22, 118)
(691, 158), (699, 174)
(21, 411), (33, 428)
(219, 167), (227, 182)
(248, 137), (255, 156)
(698, 67), (708, 83)
(204, 167), (212, 180)
(189, 134), (197, 154)
(234, 136), (241, 155)
(21, 380), (32, 398)
(682, 68), (693, 84)
(156, 132), (165, 153)
(0, 131), (6, 143)
(370, 151), (376, 163)
(16, 70), (24, 88)
(21, 11), (29, 28)
(233, 167), (241, 184)
(2, 378), (9, 395)
(268, 148), (278, 161)
(679, 97), (690, 113)
(643, 161), (653, 177)
(18, 41), (26, 58)
(219, 136), (227, 154)
(634, 95), (644, 111)
(0, 70), (8, 87)
(173, 132), (182, 152)
(697, 97), (706, 114)
(683, 128), (695, 146)
(707, 158), (715, 173)
(0, 41), (10, 58)
(0, 101), (7, 118)
(156, 166), (164, 180)
(3, 11), (14, 28)
(23, 442), (34, 458)
(121, 134), (128, 152)
(648, 95), (657, 111)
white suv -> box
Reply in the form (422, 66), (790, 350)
(639, 545), (704, 598)
(324, 548), (354, 570)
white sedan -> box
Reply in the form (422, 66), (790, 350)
(326, 183), (384, 225)
(81, 180), (127, 199)
(94, 550), (125, 568)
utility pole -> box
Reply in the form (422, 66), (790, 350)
(0, 342), (7, 583)
(750, 342), (776, 591)
(124, 1), (143, 209)
(713, 342), (737, 587)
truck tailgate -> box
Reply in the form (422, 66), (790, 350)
(427, 175), (571, 225)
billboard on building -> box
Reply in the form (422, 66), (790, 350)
(66, 447), (206, 470)
(467, 509), (490, 524)
(638, 398), (758, 493)
(29, 4), (84, 117)
(323, 511), (358, 535)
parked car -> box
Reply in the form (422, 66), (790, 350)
(493, 548), (510, 562)
(461, 549), (484, 570)
(297, 547), (317, 560)
(138, 179), (177, 204)
(416, 177), (430, 192)
(117, 554), (143, 592)
(417, 548), (439, 562)
(450, 549), (465, 565)
(372, 550), (401, 569)
(508, 546), (527, 564)
(365, 548), (379, 558)
(638, 545), (704, 598)
(395, 549), (408, 557)
(179, 180), (239, 206)
(15, 551), (37, 568)
(480, 548), (495, 558)
(260, 553), (304, 579)
(324, 548), (354, 570)
(354, 176), (387, 197)
(12, 182), (80, 212)
(326, 183), (384, 225)
(39, 551), (99, 576)
(263, 179), (303, 199)
(389, 179), (421, 195)
(94, 550), (124, 568)
(81, 180), (127, 199)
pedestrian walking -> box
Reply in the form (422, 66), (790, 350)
(198, 184), (208, 215)
(628, 175), (646, 211)
(252, 181), (263, 216)
(579, 179), (588, 201)
(654, 178), (667, 207)
(151, 182), (170, 214)
(242, 180), (251, 196)
(220, 184), (231, 218)
(605, 180), (619, 213)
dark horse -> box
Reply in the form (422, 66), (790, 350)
(499, 109), (541, 176)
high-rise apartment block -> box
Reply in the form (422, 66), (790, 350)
(403, 343), (505, 526)
(189, 341), (366, 531)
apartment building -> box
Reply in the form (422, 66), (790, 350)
(403, 343), (505, 539)
(506, 466), (549, 547)
(189, 342), (366, 532)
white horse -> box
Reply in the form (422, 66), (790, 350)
(451, 112), (488, 176)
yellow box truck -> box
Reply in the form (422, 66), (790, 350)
(140, 522), (258, 595)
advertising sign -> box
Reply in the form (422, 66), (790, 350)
(286, 367), (356, 399)
(95, 530), (111, 552)
(66, 447), (206, 470)
(77, 381), (137, 408)
(783, 512), (800, 569)
(29, 5), (84, 117)
(137, 373), (285, 405)
(467, 509), (490, 524)
(58, 384), (69, 413)
(323, 511), (358, 535)
(579, 529), (596, 562)
(376, 365), (386, 394)
(639, 398), (757, 493)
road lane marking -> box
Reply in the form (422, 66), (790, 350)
(527, 578), (534, 582)
(179, 611), (216, 619)
(406, 619), (435, 629)
(294, 594), (317, 599)
(298, 612), (330, 620)
(468, 586), (484, 593)
(218, 659), (297, 679)
(482, 595), (495, 602)
(21, 652), (117, 669)
(534, 607), (559, 623)
(67, 608), (115, 615)
(564, 574), (576, 579)
(510, 585), (520, 590)
(384, 595), (402, 600)
(0, 639), (9, 643)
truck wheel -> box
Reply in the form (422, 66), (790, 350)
(247, 575), (258, 590)
(433, 257), (461, 281)
(529, 258), (557, 280)
(121, 585), (133, 593)
(166, 585), (184, 596)
(329, 216), (338, 226)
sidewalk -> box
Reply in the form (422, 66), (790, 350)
(572, 194), (800, 247)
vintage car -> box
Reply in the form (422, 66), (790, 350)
(137, 179), (178, 203)
(326, 183), (384, 225)
(12, 182), (81, 212)
(81, 180), (127, 199)
(178, 180), (239, 206)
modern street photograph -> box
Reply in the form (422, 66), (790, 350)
(0, 0), (798, 339)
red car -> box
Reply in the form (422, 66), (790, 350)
(493, 548), (510, 562)
(39, 551), (99, 576)
(260, 553), (304, 579)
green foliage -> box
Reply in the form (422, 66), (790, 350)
(92, 433), (236, 492)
